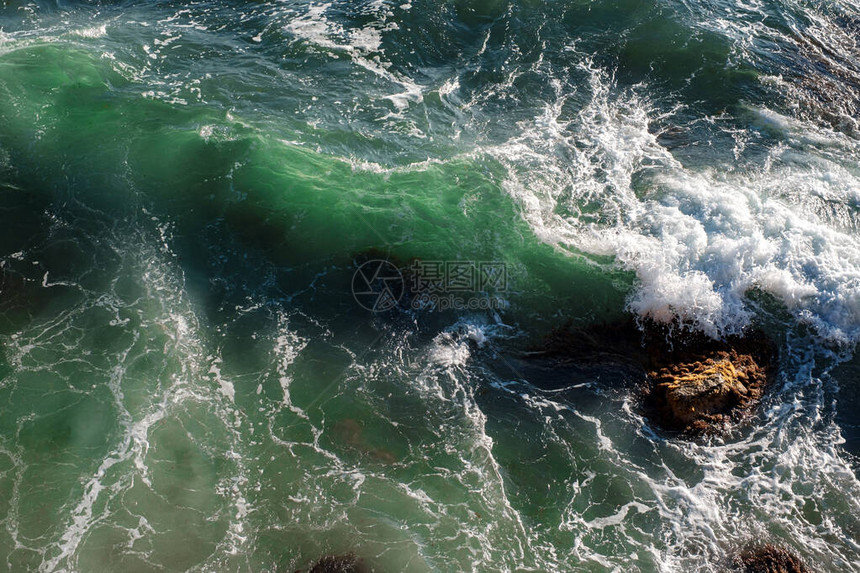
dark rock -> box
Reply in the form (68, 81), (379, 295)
(734, 544), (809, 573)
(641, 328), (776, 435)
(534, 318), (777, 435)
(295, 553), (368, 573)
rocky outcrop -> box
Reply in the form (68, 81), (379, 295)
(733, 544), (809, 573)
(535, 318), (776, 435)
(647, 348), (769, 434)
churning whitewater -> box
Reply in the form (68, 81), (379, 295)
(0, 0), (859, 571)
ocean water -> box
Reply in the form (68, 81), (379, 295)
(0, 0), (859, 571)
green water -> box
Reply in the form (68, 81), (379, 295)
(0, 1), (859, 571)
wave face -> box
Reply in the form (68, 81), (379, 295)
(0, 1), (859, 571)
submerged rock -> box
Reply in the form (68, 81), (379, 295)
(734, 544), (809, 573)
(295, 553), (368, 573)
(331, 418), (398, 464)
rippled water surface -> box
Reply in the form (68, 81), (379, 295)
(0, 0), (859, 571)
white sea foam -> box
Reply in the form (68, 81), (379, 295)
(70, 24), (107, 39)
(491, 63), (860, 342)
(273, 312), (309, 418)
(284, 1), (423, 113)
(209, 358), (235, 402)
(27, 213), (257, 571)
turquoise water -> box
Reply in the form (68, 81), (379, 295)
(0, 0), (859, 571)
